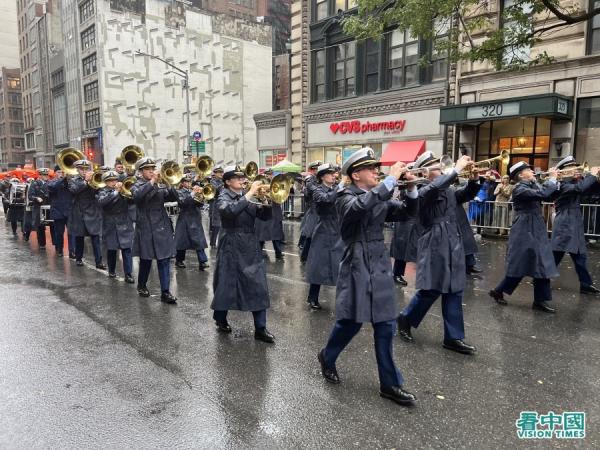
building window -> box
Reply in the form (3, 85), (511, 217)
(25, 133), (34, 149)
(84, 81), (99, 103)
(79, 0), (95, 23)
(9, 108), (22, 121)
(12, 138), (24, 148)
(259, 149), (287, 168)
(51, 69), (64, 87)
(53, 91), (68, 145)
(312, 49), (326, 102)
(335, 0), (357, 11)
(10, 123), (24, 135)
(315, 0), (328, 21)
(589, 1), (600, 54)
(388, 30), (419, 88)
(81, 26), (95, 50)
(8, 93), (22, 105)
(333, 42), (355, 98)
(364, 39), (380, 93)
(82, 53), (97, 77)
(576, 97), (600, 164)
(85, 108), (100, 129)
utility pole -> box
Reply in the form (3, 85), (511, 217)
(135, 50), (191, 161)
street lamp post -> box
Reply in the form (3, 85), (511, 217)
(135, 50), (191, 160)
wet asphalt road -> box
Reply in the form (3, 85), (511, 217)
(1, 217), (600, 449)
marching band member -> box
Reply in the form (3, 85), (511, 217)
(6, 178), (24, 236)
(131, 157), (178, 304)
(96, 170), (135, 282)
(22, 177), (34, 242)
(114, 158), (127, 181)
(208, 165), (224, 248)
(298, 161), (321, 262)
(550, 156), (600, 294)
(28, 168), (50, 249)
(0, 178), (10, 215)
(455, 176), (483, 276)
(255, 173), (285, 260)
(318, 148), (417, 406)
(211, 165), (275, 343)
(397, 153), (477, 355)
(174, 174), (209, 271)
(68, 159), (106, 269)
(488, 162), (559, 312)
(305, 163), (343, 309)
(48, 166), (75, 258)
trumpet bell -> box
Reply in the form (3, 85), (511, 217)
(160, 161), (184, 186)
(121, 176), (137, 198)
(270, 174), (292, 204)
(56, 148), (85, 176)
(196, 155), (214, 179)
(121, 145), (144, 172)
(89, 170), (106, 190)
(201, 183), (216, 201)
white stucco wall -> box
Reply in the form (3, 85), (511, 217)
(0, 0), (20, 69)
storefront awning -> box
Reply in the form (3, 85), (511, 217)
(380, 140), (426, 166)
(439, 93), (573, 125)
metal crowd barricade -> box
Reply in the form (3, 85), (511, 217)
(282, 193), (305, 219)
(465, 201), (600, 237)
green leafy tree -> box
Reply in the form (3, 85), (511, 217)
(343, 0), (600, 70)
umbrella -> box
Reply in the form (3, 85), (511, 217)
(271, 159), (302, 173)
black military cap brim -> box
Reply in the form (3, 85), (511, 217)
(348, 158), (380, 175)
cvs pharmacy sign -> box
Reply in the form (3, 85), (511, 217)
(329, 119), (407, 135)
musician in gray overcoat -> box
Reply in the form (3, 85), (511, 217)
(131, 157), (178, 304)
(305, 163), (343, 309)
(550, 156), (600, 294)
(255, 193), (285, 260)
(298, 161), (321, 262)
(208, 166), (224, 248)
(489, 161), (559, 313)
(398, 152), (478, 355)
(318, 148), (418, 407)
(28, 168), (50, 248)
(174, 175), (209, 271)
(96, 170), (135, 283)
(68, 160), (105, 269)
(211, 165), (275, 343)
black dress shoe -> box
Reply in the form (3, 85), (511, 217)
(160, 292), (177, 304)
(124, 275), (135, 284)
(96, 263), (107, 270)
(532, 301), (556, 313)
(76, 259), (84, 267)
(108, 272), (117, 278)
(394, 275), (408, 286)
(137, 286), (150, 297)
(467, 266), (483, 274)
(175, 261), (186, 269)
(581, 284), (600, 294)
(318, 349), (340, 384)
(379, 385), (417, 406)
(198, 262), (209, 271)
(309, 299), (322, 310)
(489, 289), (507, 305)
(69, 253), (76, 259)
(443, 339), (476, 355)
(397, 314), (413, 342)
(216, 321), (232, 333)
(254, 328), (275, 343)
(56, 251), (64, 257)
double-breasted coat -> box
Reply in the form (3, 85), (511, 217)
(299, 175), (318, 239)
(506, 180), (559, 279)
(390, 189), (422, 262)
(47, 177), (73, 221)
(68, 176), (103, 237)
(208, 177), (224, 229)
(455, 180), (481, 257)
(551, 174), (598, 255)
(306, 183), (344, 286)
(174, 188), (208, 251)
(211, 188), (272, 312)
(28, 179), (49, 228)
(415, 173), (478, 293)
(335, 182), (417, 323)
(96, 188), (135, 250)
(255, 202), (284, 242)
(131, 180), (177, 260)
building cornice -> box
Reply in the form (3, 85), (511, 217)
(254, 109), (290, 129)
(303, 84), (447, 123)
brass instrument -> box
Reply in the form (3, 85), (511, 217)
(397, 177), (430, 187)
(192, 183), (216, 203)
(245, 161), (259, 181)
(195, 155), (214, 179)
(406, 155), (455, 174)
(120, 176), (137, 198)
(458, 150), (510, 178)
(121, 145), (144, 173)
(157, 160), (185, 186)
(56, 148), (85, 176)
(251, 173), (293, 205)
(536, 162), (590, 180)
(88, 169), (106, 190)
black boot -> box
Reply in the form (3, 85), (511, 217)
(160, 292), (177, 304)
(397, 314), (413, 342)
(379, 385), (417, 406)
(318, 349), (340, 384)
(443, 339), (476, 355)
(308, 299), (322, 310)
(137, 285), (150, 297)
(216, 321), (232, 333)
(124, 274), (135, 284)
(254, 328), (275, 343)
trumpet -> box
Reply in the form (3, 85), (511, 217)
(536, 162), (590, 180)
(457, 150), (510, 178)
(56, 148), (85, 176)
(396, 177), (430, 188)
(120, 176), (137, 198)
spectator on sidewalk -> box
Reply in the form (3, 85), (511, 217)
(494, 175), (514, 235)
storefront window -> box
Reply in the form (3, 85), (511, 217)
(259, 150), (287, 168)
(476, 117), (550, 171)
(307, 144), (382, 167)
(576, 97), (600, 164)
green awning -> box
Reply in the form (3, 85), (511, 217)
(440, 93), (573, 125)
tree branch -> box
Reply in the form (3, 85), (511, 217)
(540, 0), (600, 24)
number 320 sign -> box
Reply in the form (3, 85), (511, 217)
(467, 102), (520, 120)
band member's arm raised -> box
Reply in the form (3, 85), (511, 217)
(165, 186), (179, 203)
(312, 184), (337, 205)
(455, 177), (480, 205)
(177, 189), (195, 207)
(96, 188), (120, 207)
(418, 170), (458, 202)
(561, 172), (599, 195)
(217, 193), (251, 219)
(67, 176), (88, 194)
(131, 180), (158, 204)
(512, 179), (558, 201)
(337, 182), (395, 225)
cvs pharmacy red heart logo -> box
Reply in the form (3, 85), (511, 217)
(330, 123), (340, 134)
